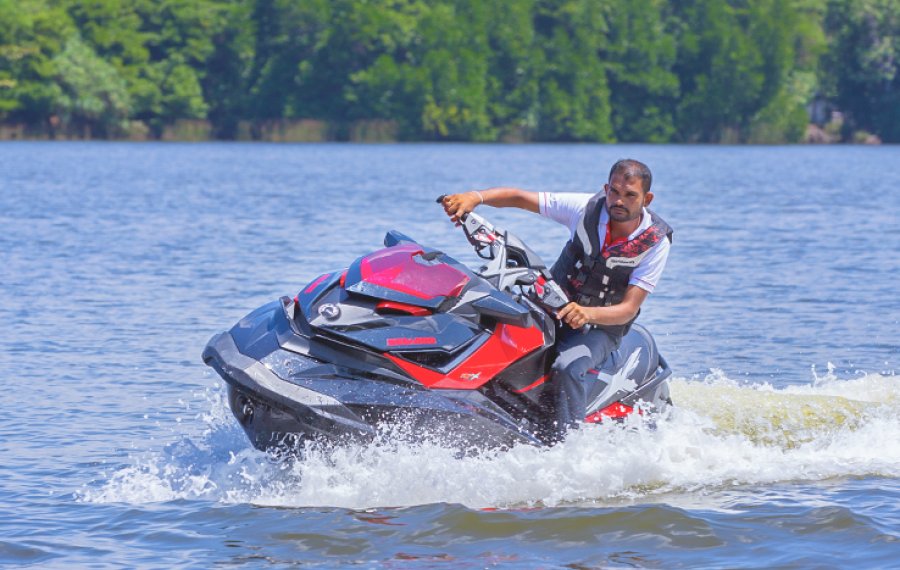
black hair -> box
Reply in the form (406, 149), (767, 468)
(608, 159), (652, 193)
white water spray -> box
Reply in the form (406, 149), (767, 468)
(80, 369), (900, 509)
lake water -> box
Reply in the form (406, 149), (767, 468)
(1, 142), (898, 568)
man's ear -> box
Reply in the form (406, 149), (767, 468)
(643, 191), (654, 207)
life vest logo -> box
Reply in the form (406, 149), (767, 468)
(605, 250), (649, 268)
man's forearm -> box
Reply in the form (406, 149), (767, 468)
(440, 187), (539, 223)
(556, 298), (641, 329)
(479, 187), (540, 213)
(585, 304), (639, 326)
(557, 285), (647, 329)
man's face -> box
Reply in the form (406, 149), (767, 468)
(604, 173), (653, 223)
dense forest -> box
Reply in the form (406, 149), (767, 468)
(1, 0), (898, 142)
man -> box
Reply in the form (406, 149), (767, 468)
(441, 158), (672, 439)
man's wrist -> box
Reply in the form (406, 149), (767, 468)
(585, 306), (602, 325)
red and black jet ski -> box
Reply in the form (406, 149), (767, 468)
(202, 200), (672, 451)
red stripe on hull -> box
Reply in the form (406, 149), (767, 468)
(514, 375), (548, 394)
(303, 273), (332, 294)
(376, 301), (433, 317)
(584, 402), (638, 423)
(385, 323), (545, 389)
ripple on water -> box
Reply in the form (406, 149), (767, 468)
(0, 541), (58, 567)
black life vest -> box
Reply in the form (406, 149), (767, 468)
(549, 193), (673, 337)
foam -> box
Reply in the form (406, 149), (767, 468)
(79, 369), (900, 509)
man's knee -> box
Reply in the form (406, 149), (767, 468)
(551, 354), (592, 385)
(553, 342), (592, 373)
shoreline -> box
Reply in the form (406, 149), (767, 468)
(0, 120), (882, 145)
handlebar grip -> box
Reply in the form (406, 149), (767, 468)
(437, 194), (470, 223)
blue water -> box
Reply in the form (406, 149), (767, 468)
(1, 142), (898, 568)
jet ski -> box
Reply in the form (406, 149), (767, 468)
(202, 199), (672, 451)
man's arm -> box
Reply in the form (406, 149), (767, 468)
(556, 285), (649, 329)
(441, 187), (539, 223)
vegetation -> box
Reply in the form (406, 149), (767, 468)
(0, 0), (897, 142)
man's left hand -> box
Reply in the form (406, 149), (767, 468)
(556, 302), (592, 329)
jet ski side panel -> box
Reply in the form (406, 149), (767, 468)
(204, 303), (543, 450)
(203, 331), (376, 449)
(583, 324), (673, 416)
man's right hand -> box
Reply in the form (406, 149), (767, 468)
(441, 192), (482, 224)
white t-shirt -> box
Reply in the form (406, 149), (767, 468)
(538, 192), (670, 293)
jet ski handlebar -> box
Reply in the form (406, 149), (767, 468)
(435, 194), (532, 260)
(436, 195), (570, 313)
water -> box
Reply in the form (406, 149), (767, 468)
(1, 142), (898, 568)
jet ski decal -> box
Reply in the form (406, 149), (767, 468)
(385, 322), (544, 389)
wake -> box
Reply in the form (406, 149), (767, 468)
(79, 367), (899, 509)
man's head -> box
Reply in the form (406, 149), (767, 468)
(604, 158), (654, 223)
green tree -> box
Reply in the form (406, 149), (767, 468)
(64, 0), (216, 134)
(744, 0), (814, 142)
(483, 0), (542, 139)
(201, 0), (254, 138)
(242, 0), (332, 122)
(0, 0), (73, 125)
(136, 0), (219, 128)
(670, 0), (807, 142)
(299, 0), (423, 124)
(349, 0), (495, 140)
(822, 0), (900, 141)
(533, 0), (614, 141)
(603, 0), (679, 142)
(14, 0), (900, 144)
(414, 0), (493, 140)
(671, 0), (763, 141)
(51, 35), (131, 136)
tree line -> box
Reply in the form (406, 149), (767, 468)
(2, 0), (898, 142)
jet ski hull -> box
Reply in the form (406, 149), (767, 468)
(203, 325), (544, 451)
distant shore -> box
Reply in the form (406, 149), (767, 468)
(0, 119), (882, 144)
(0, 119), (398, 143)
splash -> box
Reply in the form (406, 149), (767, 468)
(669, 367), (881, 448)
(79, 369), (900, 509)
